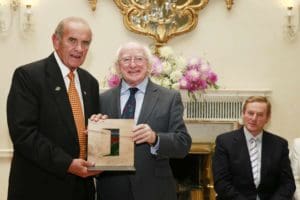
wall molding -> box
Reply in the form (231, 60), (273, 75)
(180, 89), (272, 101)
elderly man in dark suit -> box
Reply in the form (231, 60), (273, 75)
(7, 17), (101, 200)
(95, 42), (192, 200)
(212, 96), (295, 200)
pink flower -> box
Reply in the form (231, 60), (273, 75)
(207, 71), (218, 84)
(199, 71), (209, 80)
(187, 57), (202, 70)
(188, 79), (206, 92)
(151, 56), (163, 76)
(198, 79), (208, 90)
(179, 77), (189, 90)
(107, 74), (121, 88)
(185, 69), (200, 82)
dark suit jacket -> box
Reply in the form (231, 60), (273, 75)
(97, 80), (192, 200)
(212, 128), (296, 200)
(6, 53), (100, 200)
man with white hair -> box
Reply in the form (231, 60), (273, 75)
(95, 42), (192, 200)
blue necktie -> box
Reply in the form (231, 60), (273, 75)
(121, 88), (138, 119)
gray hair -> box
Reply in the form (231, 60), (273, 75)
(54, 17), (92, 40)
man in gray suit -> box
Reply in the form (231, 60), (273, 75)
(95, 42), (192, 200)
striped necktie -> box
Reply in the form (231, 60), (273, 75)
(121, 88), (138, 119)
(67, 72), (86, 159)
(249, 138), (259, 186)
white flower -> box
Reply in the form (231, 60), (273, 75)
(171, 82), (180, 90)
(174, 56), (187, 71)
(170, 70), (183, 81)
(162, 62), (172, 74)
(150, 77), (161, 85)
(161, 78), (171, 88)
(189, 57), (200, 66)
(159, 46), (174, 58)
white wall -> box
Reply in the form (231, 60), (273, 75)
(1, 0), (300, 199)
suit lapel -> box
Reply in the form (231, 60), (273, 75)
(260, 131), (270, 184)
(234, 129), (255, 182)
(45, 54), (77, 138)
(77, 69), (90, 124)
(112, 85), (122, 118)
(137, 81), (159, 124)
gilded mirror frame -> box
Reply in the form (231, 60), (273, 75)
(88, 0), (234, 47)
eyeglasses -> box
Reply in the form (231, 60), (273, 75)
(119, 56), (147, 65)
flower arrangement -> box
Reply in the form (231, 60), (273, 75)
(105, 46), (219, 100)
(151, 46), (219, 99)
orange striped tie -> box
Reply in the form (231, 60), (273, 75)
(67, 72), (86, 159)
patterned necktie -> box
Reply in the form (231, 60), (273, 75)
(67, 72), (86, 159)
(121, 87), (138, 119)
(249, 138), (259, 186)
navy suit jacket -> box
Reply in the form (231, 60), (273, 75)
(7, 53), (100, 200)
(212, 128), (295, 200)
(97, 80), (192, 200)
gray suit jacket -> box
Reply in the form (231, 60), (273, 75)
(97, 79), (192, 200)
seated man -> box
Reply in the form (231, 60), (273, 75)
(212, 96), (295, 199)
(291, 138), (300, 200)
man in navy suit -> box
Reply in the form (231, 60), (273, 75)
(212, 96), (295, 199)
(94, 42), (192, 200)
(7, 17), (101, 200)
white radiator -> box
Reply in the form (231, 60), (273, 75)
(181, 89), (271, 121)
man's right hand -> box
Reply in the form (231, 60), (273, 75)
(67, 159), (102, 178)
(89, 113), (108, 122)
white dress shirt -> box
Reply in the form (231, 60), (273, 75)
(244, 127), (263, 200)
(120, 78), (159, 154)
(120, 78), (148, 123)
(54, 52), (85, 115)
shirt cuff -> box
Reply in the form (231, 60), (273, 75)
(150, 135), (160, 155)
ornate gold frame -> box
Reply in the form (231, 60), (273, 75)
(88, 0), (97, 11)
(87, 1), (234, 47)
(113, 0), (209, 47)
(225, 0), (234, 10)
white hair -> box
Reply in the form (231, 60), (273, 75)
(114, 41), (154, 75)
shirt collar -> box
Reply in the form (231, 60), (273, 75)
(54, 51), (78, 78)
(121, 78), (148, 94)
(243, 126), (263, 142)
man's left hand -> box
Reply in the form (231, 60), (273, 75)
(132, 124), (157, 145)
